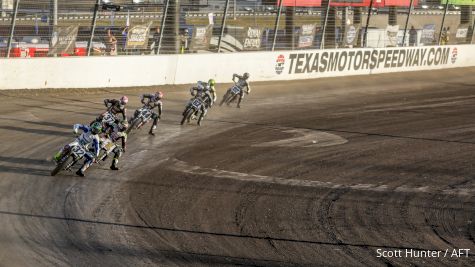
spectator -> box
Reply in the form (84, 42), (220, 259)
(445, 27), (451, 44)
(121, 26), (129, 53)
(105, 28), (118, 56)
(180, 28), (190, 54)
(152, 27), (161, 55)
(441, 27), (450, 45)
(409, 26), (417, 46)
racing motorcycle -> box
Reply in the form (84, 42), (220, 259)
(97, 137), (118, 163)
(127, 106), (154, 134)
(51, 141), (89, 176)
(181, 96), (206, 126)
(220, 83), (242, 106)
(92, 111), (118, 127)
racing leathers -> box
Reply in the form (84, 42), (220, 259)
(231, 73), (251, 108)
(104, 98), (127, 120)
(74, 124), (100, 176)
(140, 94), (163, 135)
(102, 121), (127, 170)
(53, 124), (100, 177)
(186, 81), (214, 124)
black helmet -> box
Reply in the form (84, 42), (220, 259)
(243, 72), (250, 79)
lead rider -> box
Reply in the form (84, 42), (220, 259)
(225, 72), (251, 108)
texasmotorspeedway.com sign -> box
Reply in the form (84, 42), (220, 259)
(276, 47), (454, 75)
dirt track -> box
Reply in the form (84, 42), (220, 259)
(0, 68), (474, 266)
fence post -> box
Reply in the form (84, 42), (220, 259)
(217, 0), (230, 53)
(438, 0), (450, 45)
(363, 0), (374, 48)
(402, 0), (414, 47)
(320, 0), (332, 49)
(157, 0), (170, 55)
(472, 18), (475, 44)
(87, 0), (101, 56)
(52, 0), (58, 26)
(271, 0), (284, 51)
(6, 0), (20, 58)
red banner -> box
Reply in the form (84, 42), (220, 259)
(273, 0), (418, 7)
(384, 0), (419, 6)
(276, 0), (322, 6)
(331, 0), (381, 7)
(331, 0), (417, 6)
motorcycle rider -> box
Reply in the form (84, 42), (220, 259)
(140, 91), (163, 135)
(223, 72), (250, 108)
(204, 79), (217, 108)
(53, 122), (102, 177)
(103, 120), (128, 170)
(104, 96), (128, 120)
(185, 80), (216, 123)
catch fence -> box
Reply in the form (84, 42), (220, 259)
(0, 0), (473, 57)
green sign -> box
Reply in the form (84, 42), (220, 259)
(441, 0), (475, 5)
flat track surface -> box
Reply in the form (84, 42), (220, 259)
(0, 68), (474, 266)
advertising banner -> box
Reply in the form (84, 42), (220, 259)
(298, 24), (316, 48)
(126, 22), (152, 49)
(441, 0), (475, 5)
(449, 24), (470, 44)
(331, 0), (384, 7)
(243, 27), (263, 51)
(331, 0), (416, 6)
(344, 24), (360, 47)
(275, 47), (458, 77)
(1, 0), (13, 10)
(276, 0), (322, 6)
(48, 26), (79, 55)
(190, 25), (213, 51)
(455, 24), (469, 42)
(420, 24), (436, 45)
(384, 0), (419, 6)
(385, 25), (399, 47)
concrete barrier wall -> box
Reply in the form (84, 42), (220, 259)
(0, 45), (474, 90)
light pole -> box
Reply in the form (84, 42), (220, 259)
(6, 0), (20, 58)
(402, 0), (414, 46)
(363, 0), (374, 47)
(87, 0), (101, 56)
(217, 0), (230, 53)
(320, 0), (332, 49)
(271, 0), (284, 51)
(438, 0), (450, 45)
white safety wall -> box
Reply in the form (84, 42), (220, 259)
(0, 45), (474, 90)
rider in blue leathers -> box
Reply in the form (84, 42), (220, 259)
(54, 122), (102, 177)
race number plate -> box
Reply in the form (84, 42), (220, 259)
(231, 86), (241, 94)
(138, 108), (152, 120)
(104, 142), (115, 151)
(72, 145), (86, 158)
(103, 112), (116, 123)
(192, 99), (201, 108)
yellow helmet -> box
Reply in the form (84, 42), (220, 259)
(208, 79), (216, 87)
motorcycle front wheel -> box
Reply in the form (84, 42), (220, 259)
(51, 154), (73, 176)
(181, 108), (194, 125)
